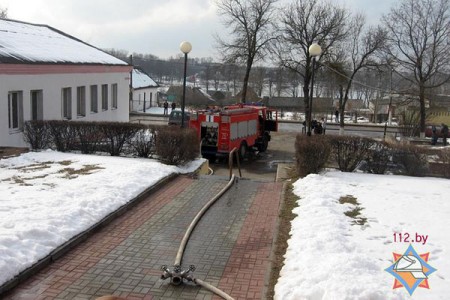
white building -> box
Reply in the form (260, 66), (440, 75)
(0, 19), (132, 148)
(130, 68), (159, 112)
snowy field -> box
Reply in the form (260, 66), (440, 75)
(0, 151), (204, 287)
(275, 171), (450, 300)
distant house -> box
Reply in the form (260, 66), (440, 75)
(369, 94), (425, 123)
(130, 67), (159, 112)
(267, 97), (338, 113)
(208, 90), (233, 106)
(428, 94), (450, 125)
(266, 97), (305, 111)
(166, 86), (215, 107)
(0, 19), (131, 148)
(229, 87), (262, 104)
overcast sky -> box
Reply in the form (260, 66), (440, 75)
(0, 0), (397, 60)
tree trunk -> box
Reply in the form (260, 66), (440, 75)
(241, 60), (253, 103)
(419, 83), (426, 138)
(338, 85), (345, 135)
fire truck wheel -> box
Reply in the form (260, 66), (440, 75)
(239, 141), (248, 159)
(257, 136), (269, 152)
(205, 155), (216, 163)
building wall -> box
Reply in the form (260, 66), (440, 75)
(131, 87), (159, 112)
(1, 70), (130, 148)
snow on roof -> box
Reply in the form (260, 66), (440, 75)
(0, 19), (127, 65)
(132, 68), (159, 89)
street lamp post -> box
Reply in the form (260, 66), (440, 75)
(307, 43), (322, 136)
(383, 68), (394, 141)
(180, 41), (192, 128)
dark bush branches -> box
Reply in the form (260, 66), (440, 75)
(23, 120), (199, 165)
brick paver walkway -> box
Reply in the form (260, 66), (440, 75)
(4, 175), (283, 300)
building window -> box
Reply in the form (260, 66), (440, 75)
(30, 90), (43, 121)
(150, 93), (153, 107)
(101, 84), (108, 111)
(77, 86), (86, 117)
(90, 85), (98, 113)
(8, 91), (23, 131)
(111, 84), (118, 109)
(62, 87), (72, 120)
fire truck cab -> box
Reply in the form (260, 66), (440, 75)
(189, 104), (278, 160)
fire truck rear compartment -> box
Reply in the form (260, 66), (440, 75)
(201, 124), (219, 156)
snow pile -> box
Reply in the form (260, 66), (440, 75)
(275, 171), (450, 300)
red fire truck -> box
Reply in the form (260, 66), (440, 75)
(189, 104), (278, 160)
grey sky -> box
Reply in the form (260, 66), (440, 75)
(0, 0), (397, 60)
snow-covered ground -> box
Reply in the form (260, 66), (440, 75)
(275, 171), (450, 300)
(0, 151), (204, 286)
(2, 150), (448, 299)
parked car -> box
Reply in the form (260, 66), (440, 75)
(168, 110), (190, 126)
(425, 124), (443, 138)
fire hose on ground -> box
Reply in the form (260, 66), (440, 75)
(160, 174), (237, 300)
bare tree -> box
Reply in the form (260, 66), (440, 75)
(249, 66), (266, 96)
(383, 0), (450, 137)
(275, 0), (348, 131)
(222, 63), (241, 94)
(331, 14), (387, 133)
(215, 0), (278, 103)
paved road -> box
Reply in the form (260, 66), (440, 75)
(279, 122), (401, 138)
(5, 175), (283, 300)
(209, 130), (297, 181)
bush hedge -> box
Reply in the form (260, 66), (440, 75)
(390, 143), (429, 176)
(155, 126), (199, 165)
(23, 120), (199, 165)
(295, 134), (331, 177)
(294, 134), (435, 178)
(23, 120), (51, 151)
(329, 136), (376, 172)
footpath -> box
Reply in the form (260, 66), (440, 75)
(4, 174), (284, 300)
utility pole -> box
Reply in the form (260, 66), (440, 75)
(129, 55), (133, 112)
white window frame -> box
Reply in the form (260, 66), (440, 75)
(8, 91), (24, 132)
(101, 84), (108, 111)
(30, 90), (43, 121)
(90, 85), (98, 113)
(111, 83), (118, 109)
(77, 86), (86, 117)
(62, 87), (72, 120)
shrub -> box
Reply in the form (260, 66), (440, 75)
(155, 127), (199, 165)
(436, 148), (450, 178)
(294, 134), (331, 177)
(391, 143), (429, 176)
(71, 122), (105, 154)
(23, 120), (51, 150)
(47, 120), (77, 152)
(127, 125), (158, 158)
(98, 122), (143, 156)
(365, 141), (393, 174)
(329, 136), (376, 172)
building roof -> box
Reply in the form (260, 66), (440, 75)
(267, 97), (304, 109)
(166, 86), (215, 106)
(0, 18), (127, 65)
(132, 68), (159, 89)
(230, 87), (262, 103)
